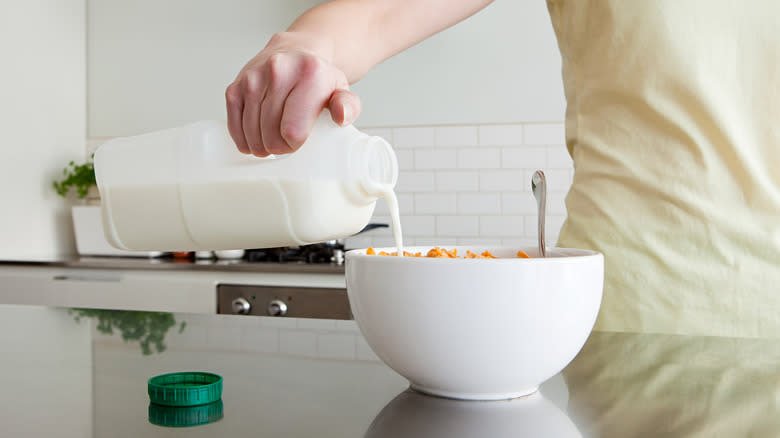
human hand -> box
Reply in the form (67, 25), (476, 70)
(225, 32), (361, 157)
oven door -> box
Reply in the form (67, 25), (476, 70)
(217, 284), (352, 320)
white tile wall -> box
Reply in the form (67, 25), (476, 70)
(354, 120), (572, 249)
(457, 148), (501, 169)
(435, 126), (478, 147)
(524, 123), (566, 145)
(478, 125), (524, 146)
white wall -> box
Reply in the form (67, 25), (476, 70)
(0, 0), (87, 259)
(87, 0), (565, 136)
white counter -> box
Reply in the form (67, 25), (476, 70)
(0, 261), (345, 314)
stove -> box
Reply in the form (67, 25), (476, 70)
(217, 224), (388, 319)
(242, 222), (389, 265)
(245, 242), (345, 265)
(218, 242), (351, 320)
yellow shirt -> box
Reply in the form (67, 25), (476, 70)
(547, 0), (780, 338)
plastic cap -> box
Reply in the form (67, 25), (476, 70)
(148, 372), (223, 407)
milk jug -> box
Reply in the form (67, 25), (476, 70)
(93, 111), (398, 251)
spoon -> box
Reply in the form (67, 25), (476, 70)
(531, 170), (547, 257)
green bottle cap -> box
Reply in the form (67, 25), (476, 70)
(148, 400), (224, 428)
(148, 371), (223, 407)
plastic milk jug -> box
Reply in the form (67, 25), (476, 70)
(93, 111), (398, 251)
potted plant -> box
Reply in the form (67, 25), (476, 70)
(54, 156), (162, 257)
(53, 157), (99, 205)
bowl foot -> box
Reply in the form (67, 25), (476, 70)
(409, 384), (539, 401)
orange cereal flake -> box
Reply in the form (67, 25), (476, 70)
(426, 247), (458, 258)
(465, 250), (496, 259)
(365, 247), (529, 259)
(367, 248), (422, 257)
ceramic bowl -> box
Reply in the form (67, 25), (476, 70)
(345, 246), (603, 400)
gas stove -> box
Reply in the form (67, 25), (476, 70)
(218, 224), (388, 319)
(242, 223), (388, 265)
(217, 242), (354, 319)
(245, 242), (345, 265)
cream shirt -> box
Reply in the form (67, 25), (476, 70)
(547, 0), (780, 337)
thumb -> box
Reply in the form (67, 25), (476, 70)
(328, 88), (362, 126)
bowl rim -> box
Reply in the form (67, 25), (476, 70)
(345, 245), (602, 263)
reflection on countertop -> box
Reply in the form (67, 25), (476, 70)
(563, 331), (780, 437)
(1, 304), (779, 437)
(365, 388), (581, 438)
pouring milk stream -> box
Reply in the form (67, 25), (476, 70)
(94, 111), (404, 255)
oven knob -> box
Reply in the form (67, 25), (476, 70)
(231, 297), (251, 315)
(267, 299), (288, 316)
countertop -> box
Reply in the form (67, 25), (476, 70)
(2, 303), (778, 437)
(0, 256), (346, 274)
(0, 257), (347, 315)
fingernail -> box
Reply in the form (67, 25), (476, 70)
(340, 105), (352, 126)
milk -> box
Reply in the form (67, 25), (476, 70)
(101, 183), (196, 250)
(94, 112), (399, 252)
(102, 179), (378, 251)
(381, 188), (404, 256)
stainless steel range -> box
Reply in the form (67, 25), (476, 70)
(216, 241), (355, 320)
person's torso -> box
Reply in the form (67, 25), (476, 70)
(547, 0), (780, 337)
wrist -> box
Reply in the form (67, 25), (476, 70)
(265, 31), (336, 64)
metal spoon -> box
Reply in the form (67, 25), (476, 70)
(531, 170), (547, 257)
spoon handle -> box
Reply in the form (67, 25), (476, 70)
(532, 170), (547, 257)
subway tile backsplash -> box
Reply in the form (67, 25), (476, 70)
(86, 120), (572, 250)
(353, 121), (572, 250)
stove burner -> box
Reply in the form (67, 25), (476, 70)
(243, 223), (387, 265)
(245, 242), (345, 265)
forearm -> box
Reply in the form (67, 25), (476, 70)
(227, 0), (492, 155)
(283, 0), (494, 83)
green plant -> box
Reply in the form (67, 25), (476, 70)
(53, 157), (96, 199)
(69, 308), (187, 355)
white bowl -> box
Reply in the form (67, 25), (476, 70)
(345, 246), (603, 400)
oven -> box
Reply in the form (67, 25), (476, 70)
(217, 284), (351, 319)
(214, 241), (361, 320)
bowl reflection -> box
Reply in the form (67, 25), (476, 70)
(364, 388), (582, 438)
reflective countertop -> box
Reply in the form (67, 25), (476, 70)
(1, 304), (778, 437)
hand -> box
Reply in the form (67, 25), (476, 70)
(225, 32), (362, 157)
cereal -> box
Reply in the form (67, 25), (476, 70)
(366, 247), (531, 259)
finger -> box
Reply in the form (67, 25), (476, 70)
(260, 54), (298, 155)
(279, 58), (340, 150)
(225, 82), (250, 154)
(280, 84), (333, 151)
(328, 88), (362, 126)
(240, 69), (271, 156)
